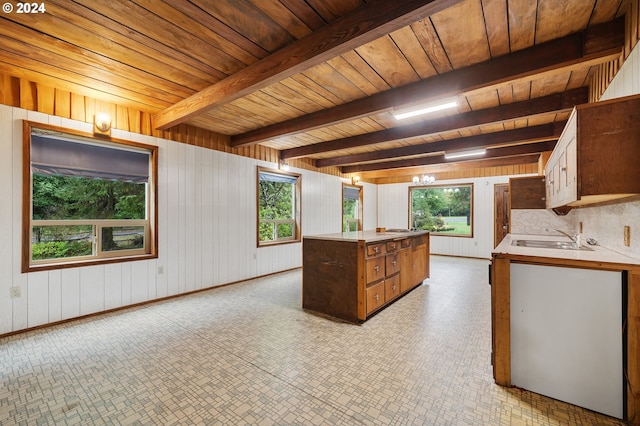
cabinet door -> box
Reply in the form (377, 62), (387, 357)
(411, 243), (428, 286)
(399, 248), (412, 293)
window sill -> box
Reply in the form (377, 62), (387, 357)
(23, 253), (158, 273)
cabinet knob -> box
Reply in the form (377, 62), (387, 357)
(375, 294), (379, 301)
(374, 266), (379, 272)
(392, 284), (396, 290)
(392, 260), (397, 266)
(374, 247), (379, 252)
(561, 166), (567, 172)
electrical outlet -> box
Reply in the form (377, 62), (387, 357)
(10, 286), (21, 298)
(157, 266), (164, 275)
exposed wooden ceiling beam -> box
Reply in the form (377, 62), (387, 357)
(232, 18), (623, 147)
(363, 154), (541, 181)
(315, 123), (564, 167)
(153, 0), (464, 130)
(341, 141), (556, 173)
(282, 88), (586, 160)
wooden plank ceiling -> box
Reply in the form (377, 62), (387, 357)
(0, 0), (629, 180)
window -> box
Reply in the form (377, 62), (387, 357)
(342, 184), (363, 232)
(409, 183), (473, 237)
(257, 167), (301, 246)
(23, 121), (157, 271)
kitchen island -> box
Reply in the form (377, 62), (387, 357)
(491, 234), (640, 422)
(303, 230), (429, 323)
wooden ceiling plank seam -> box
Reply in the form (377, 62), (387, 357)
(301, 62), (369, 103)
(409, 17), (453, 74)
(0, 53), (172, 111)
(355, 35), (421, 88)
(277, 0), (329, 30)
(481, 0), (510, 58)
(342, 143), (548, 172)
(507, 0), (538, 52)
(326, 56), (381, 96)
(132, 0), (263, 68)
(340, 50), (393, 92)
(279, 77), (337, 109)
(0, 23), (194, 104)
(280, 87), (588, 159)
(430, 0), (492, 69)
(41, 0), (227, 86)
(46, 0), (230, 81)
(315, 123), (563, 167)
(388, 26), (438, 79)
(246, 0), (315, 40)
(231, 18), (624, 147)
(535, 0), (596, 45)
(153, 0), (468, 130)
(304, 0), (367, 22)
(188, 0), (296, 53)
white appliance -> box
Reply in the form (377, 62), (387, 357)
(510, 263), (623, 419)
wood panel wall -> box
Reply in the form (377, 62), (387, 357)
(591, 0), (639, 101)
(0, 73), (346, 177)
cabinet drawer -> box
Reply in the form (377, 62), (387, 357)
(413, 235), (428, 246)
(367, 243), (386, 257)
(386, 252), (400, 276)
(386, 240), (399, 252)
(366, 256), (385, 284)
(385, 274), (400, 302)
(400, 238), (411, 248)
(366, 281), (385, 314)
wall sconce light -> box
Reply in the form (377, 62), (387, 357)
(351, 176), (360, 185)
(444, 148), (486, 160)
(94, 112), (112, 135)
(413, 175), (436, 185)
(392, 97), (458, 120)
(279, 159), (290, 171)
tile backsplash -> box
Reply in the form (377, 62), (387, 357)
(511, 198), (640, 260)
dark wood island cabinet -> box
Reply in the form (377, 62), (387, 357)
(303, 230), (429, 323)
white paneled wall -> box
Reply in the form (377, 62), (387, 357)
(601, 41), (640, 101)
(0, 105), (364, 334)
(378, 176), (511, 259)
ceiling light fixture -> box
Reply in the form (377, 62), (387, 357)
(392, 98), (458, 120)
(444, 148), (486, 160)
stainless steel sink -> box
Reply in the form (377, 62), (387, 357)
(511, 239), (594, 251)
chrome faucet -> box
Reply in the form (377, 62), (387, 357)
(552, 229), (581, 248)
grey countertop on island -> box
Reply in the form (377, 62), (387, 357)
(303, 229), (429, 243)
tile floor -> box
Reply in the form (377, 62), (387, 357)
(0, 256), (626, 425)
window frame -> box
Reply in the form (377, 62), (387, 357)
(22, 120), (158, 272)
(256, 166), (301, 247)
(408, 183), (474, 238)
(342, 183), (363, 232)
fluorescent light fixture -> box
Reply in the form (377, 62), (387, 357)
(444, 148), (486, 160)
(393, 98), (458, 120)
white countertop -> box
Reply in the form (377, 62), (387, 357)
(493, 234), (640, 267)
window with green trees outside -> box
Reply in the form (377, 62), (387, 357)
(23, 121), (157, 271)
(257, 167), (301, 246)
(409, 183), (473, 237)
